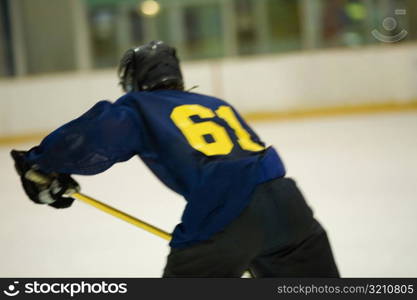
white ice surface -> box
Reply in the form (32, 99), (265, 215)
(0, 111), (416, 277)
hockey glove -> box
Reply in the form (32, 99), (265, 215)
(10, 150), (80, 209)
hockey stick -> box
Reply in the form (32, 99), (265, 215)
(72, 193), (254, 277)
(72, 192), (171, 240)
(25, 170), (171, 241)
(26, 170), (254, 277)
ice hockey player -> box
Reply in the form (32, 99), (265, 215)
(11, 40), (339, 277)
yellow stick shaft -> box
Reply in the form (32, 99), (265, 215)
(72, 192), (172, 241)
(26, 171), (252, 276)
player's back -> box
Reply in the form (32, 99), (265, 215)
(117, 90), (286, 248)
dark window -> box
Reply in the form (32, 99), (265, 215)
(235, 0), (258, 55)
(0, 0), (14, 77)
(183, 3), (223, 60)
(88, 6), (118, 68)
(267, 0), (302, 52)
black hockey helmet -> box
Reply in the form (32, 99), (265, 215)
(118, 40), (184, 92)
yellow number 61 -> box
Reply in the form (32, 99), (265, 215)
(171, 104), (264, 156)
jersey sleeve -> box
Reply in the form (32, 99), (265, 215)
(25, 100), (142, 175)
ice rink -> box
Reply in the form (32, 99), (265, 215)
(1, 111), (416, 277)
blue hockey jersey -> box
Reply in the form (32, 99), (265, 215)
(26, 90), (286, 248)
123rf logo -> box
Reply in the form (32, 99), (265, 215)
(2, 281), (128, 297)
(3, 281), (20, 297)
(372, 9), (408, 43)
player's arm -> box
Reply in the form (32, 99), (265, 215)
(11, 100), (142, 208)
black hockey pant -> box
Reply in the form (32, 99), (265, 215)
(163, 177), (340, 278)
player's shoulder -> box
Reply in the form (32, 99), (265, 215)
(114, 90), (232, 109)
(183, 90), (228, 104)
(159, 90), (232, 108)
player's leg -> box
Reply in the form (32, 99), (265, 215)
(247, 177), (339, 277)
(249, 219), (340, 277)
(163, 199), (264, 277)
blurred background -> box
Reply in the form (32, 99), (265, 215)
(0, 0), (416, 277)
(1, 0), (417, 135)
(1, 0), (417, 74)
